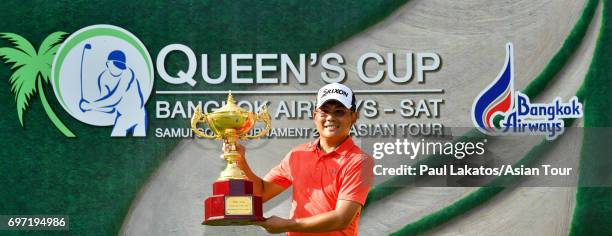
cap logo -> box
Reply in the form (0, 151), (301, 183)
(322, 88), (349, 98)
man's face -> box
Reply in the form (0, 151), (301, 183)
(314, 100), (357, 142)
(106, 61), (124, 77)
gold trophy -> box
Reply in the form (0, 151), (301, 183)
(191, 92), (271, 225)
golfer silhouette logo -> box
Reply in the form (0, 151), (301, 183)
(78, 47), (147, 136)
(51, 25), (154, 137)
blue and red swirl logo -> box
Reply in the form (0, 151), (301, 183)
(472, 43), (514, 136)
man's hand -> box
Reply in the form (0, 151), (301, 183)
(79, 99), (92, 112)
(222, 141), (245, 157)
(255, 216), (295, 234)
(255, 200), (361, 233)
(221, 141), (287, 202)
(221, 141), (246, 162)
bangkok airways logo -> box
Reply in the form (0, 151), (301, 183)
(472, 43), (583, 140)
(472, 43), (515, 136)
(51, 25), (154, 137)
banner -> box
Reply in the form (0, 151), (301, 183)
(1, 0), (610, 235)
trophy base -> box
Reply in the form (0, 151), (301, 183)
(203, 215), (266, 226)
(202, 179), (264, 226)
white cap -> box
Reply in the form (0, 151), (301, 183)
(316, 83), (355, 110)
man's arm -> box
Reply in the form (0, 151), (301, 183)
(91, 69), (134, 108)
(229, 142), (287, 202)
(256, 200), (361, 234)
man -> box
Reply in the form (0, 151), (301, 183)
(231, 83), (374, 235)
(79, 50), (147, 136)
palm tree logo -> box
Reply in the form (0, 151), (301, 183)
(0, 32), (76, 137)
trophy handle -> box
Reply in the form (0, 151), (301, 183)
(191, 104), (221, 139)
(243, 105), (272, 140)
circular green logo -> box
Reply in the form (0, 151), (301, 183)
(51, 25), (153, 136)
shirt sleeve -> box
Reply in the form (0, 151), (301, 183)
(337, 154), (374, 206)
(263, 151), (293, 188)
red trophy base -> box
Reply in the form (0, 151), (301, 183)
(203, 179), (264, 226)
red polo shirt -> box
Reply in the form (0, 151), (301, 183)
(264, 137), (374, 236)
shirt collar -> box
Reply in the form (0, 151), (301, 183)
(309, 136), (355, 158)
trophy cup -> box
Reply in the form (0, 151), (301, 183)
(191, 92), (271, 226)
